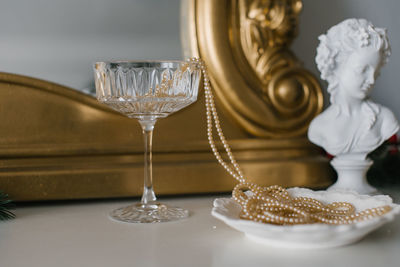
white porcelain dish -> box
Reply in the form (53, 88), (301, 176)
(212, 188), (400, 249)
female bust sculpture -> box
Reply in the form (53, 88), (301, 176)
(308, 18), (399, 194)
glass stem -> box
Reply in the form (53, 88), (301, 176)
(139, 119), (157, 205)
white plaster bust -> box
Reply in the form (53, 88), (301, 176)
(309, 18), (399, 160)
(308, 19), (399, 194)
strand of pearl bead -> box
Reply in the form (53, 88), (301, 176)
(189, 57), (392, 226)
(188, 57), (245, 184)
(233, 182), (392, 225)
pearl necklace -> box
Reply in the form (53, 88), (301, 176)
(189, 57), (392, 225)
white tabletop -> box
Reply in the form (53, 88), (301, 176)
(1, 188), (399, 267)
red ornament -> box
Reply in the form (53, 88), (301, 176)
(387, 135), (398, 155)
(388, 134), (398, 144)
(326, 152), (334, 160)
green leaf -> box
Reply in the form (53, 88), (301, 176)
(0, 191), (15, 220)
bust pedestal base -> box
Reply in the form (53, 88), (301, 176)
(329, 157), (377, 195)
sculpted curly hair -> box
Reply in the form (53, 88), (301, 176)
(315, 18), (390, 104)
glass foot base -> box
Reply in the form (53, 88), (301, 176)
(109, 203), (189, 223)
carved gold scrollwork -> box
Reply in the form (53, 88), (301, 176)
(238, 0), (301, 72)
(190, 0), (323, 137)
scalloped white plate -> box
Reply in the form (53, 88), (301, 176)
(212, 188), (400, 249)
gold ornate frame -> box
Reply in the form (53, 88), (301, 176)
(0, 0), (333, 201)
(183, 0), (323, 137)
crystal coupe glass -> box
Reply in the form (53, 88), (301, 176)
(94, 61), (200, 223)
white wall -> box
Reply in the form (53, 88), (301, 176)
(0, 0), (399, 122)
(0, 0), (182, 92)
